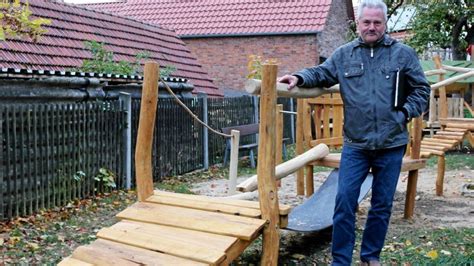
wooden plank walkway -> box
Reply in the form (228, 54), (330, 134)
(60, 191), (291, 265)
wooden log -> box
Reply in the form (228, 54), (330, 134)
(442, 64), (474, 73)
(135, 62), (159, 201)
(422, 138), (459, 144)
(446, 123), (474, 130)
(436, 155), (446, 196)
(228, 130), (240, 195)
(443, 127), (469, 132)
(57, 257), (92, 266)
(420, 148), (445, 156)
(236, 144), (329, 192)
(245, 78), (339, 98)
(258, 64), (280, 265)
(421, 140), (453, 148)
(433, 135), (463, 141)
(430, 71), (474, 90)
(424, 69), (448, 76)
(435, 131), (465, 136)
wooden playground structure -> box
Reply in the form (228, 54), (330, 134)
(59, 58), (473, 264)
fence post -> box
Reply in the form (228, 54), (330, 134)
(289, 98), (295, 144)
(253, 95), (259, 123)
(199, 92), (209, 170)
(119, 92), (132, 190)
(0, 113), (3, 221)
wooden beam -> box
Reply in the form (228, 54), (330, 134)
(135, 62), (159, 201)
(245, 78), (339, 98)
(258, 64), (280, 265)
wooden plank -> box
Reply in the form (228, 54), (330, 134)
(97, 221), (229, 265)
(146, 194), (261, 218)
(58, 257), (93, 266)
(221, 239), (253, 265)
(72, 239), (206, 266)
(422, 138), (459, 144)
(420, 144), (449, 151)
(400, 159), (426, 172)
(421, 141), (453, 148)
(135, 62), (159, 201)
(258, 64), (280, 265)
(436, 131), (465, 136)
(153, 190), (291, 215)
(313, 153), (425, 172)
(420, 151), (432, 158)
(420, 148), (445, 156)
(116, 202), (266, 240)
(443, 127), (468, 132)
(446, 122), (474, 130)
(433, 135), (463, 140)
(311, 137), (344, 147)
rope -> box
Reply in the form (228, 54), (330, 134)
(161, 78), (232, 138)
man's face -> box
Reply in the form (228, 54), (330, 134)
(356, 7), (386, 45)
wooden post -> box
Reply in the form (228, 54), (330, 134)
(303, 102), (314, 196)
(436, 155), (446, 196)
(258, 64), (280, 265)
(228, 130), (240, 195)
(433, 56), (448, 125)
(276, 104), (283, 187)
(135, 62), (159, 201)
(296, 99), (305, 195)
(404, 116), (422, 219)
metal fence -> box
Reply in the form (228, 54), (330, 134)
(0, 95), (295, 221)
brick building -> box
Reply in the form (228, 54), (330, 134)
(86, 0), (355, 92)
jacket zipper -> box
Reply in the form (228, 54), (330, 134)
(370, 47), (374, 58)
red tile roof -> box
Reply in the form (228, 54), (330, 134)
(85, 0), (332, 37)
(0, 0), (221, 96)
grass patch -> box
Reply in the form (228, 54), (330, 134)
(382, 227), (474, 265)
(426, 153), (474, 170)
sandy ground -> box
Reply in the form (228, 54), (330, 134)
(191, 166), (474, 230)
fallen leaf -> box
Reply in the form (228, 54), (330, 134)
(291, 254), (306, 260)
(405, 239), (412, 246)
(440, 250), (452, 256)
(425, 250), (438, 260)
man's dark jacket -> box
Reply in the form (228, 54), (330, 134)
(295, 34), (430, 150)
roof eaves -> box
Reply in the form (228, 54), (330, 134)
(180, 31), (321, 39)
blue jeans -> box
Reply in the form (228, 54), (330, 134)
(331, 145), (406, 265)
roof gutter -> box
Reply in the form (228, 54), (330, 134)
(180, 31), (321, 39)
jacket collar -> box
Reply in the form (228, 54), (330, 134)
(352, 34), (396, 48)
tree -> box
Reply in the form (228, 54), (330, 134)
(0, 0), (51, 41)
(405, 1), (473, 60)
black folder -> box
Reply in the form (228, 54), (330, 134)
(394, 69), (408, 110)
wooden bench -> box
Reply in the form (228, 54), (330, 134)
(222, 123), (259, 168)
(222, 123), (289, 168)
(299, 93), (426, 219)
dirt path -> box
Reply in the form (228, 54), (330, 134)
(191, 167), (473, 262)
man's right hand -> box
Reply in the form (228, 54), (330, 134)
(277, 75), (299, 90)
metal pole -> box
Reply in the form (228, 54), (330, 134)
(119, 92), (132, 190)
(290, 98), (295, 144)
(199, 93), (209, 170)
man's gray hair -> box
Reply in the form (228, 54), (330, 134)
(357, 0), (388, 22)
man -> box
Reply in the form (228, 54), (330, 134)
(278, 0), (430, 265)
